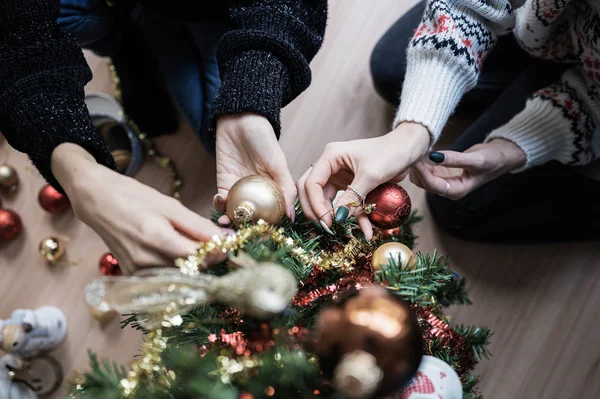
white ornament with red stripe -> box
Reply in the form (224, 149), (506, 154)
(400, 356), (462, 399)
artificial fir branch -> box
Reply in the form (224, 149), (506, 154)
(120, 314), (147, 332)
(435, 275), (472, 306)
(69, 351), (128, 399)
(454, 325), (493, 361)
(74, 206), (490, 398)
(376, 250), (458, 305)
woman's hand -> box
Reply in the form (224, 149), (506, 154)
(410, 139), (526, 200)
(298, 122), (430, 240)
(215, 113), (296, 224)
(51, 143), (225, 274)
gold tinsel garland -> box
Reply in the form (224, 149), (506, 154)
(175, 219), (368, 275)
(100, 220), (368, 396)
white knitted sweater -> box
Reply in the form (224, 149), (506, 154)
(395, 0), (600, 171)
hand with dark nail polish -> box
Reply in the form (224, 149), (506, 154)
(335, 206), (349, 223)
(429, 152), (445, 163)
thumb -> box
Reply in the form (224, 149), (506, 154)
(333, 173), (380, 223)
(430, 150), (486, 170)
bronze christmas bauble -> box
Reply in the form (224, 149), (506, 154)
(226, 175), (285, 227)
(365, 183), (411, 229)
(0, 164), (19, 191)
(0, 209), (23, 240)
(314, 286), (423, 398)
(372, 242), (416, 271)
(39, 237), (65, 263)
(38, 184), (71, 215)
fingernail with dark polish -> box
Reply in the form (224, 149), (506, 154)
(429, 152), (445, 163)
(320, 220), (335, 235)
(214, 194), (225, 205)
(311, 221), (323, 232)
(335, 206), (349, 223)
(289, 206), (296, 223)
(361, 232), (370, 243)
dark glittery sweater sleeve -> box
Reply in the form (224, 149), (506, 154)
(208, 0), (327, 138)
(0, 0), (115, 192)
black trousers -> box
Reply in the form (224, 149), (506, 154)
(370, 2), (600, 243)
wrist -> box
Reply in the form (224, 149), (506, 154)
(51, 143), (102, 195)
(488, 138), (526, 172)
(217, 113), (274, 138)
(387, 122), (431, 161)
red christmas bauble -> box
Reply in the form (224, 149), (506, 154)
(38, 184), (70, 215)
(365, 183), (411, 229)
(99, 253), (122, 276)
(379, 227), (402, 240)
(0, 209), (23, 240)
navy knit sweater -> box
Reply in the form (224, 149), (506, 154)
(0, 0), (327, 190)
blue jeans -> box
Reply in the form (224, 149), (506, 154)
(58, 0), (229, 154)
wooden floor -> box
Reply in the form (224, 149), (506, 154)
(1, 1), (599, 398)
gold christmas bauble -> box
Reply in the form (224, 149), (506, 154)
(89, 300), (118, 325)
(372, 242), (416, 271)
(226, 175), (285, 226)
(39, 237), (65, 263)
(0, 164), (18, 190)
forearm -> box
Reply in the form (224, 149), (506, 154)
(0, 0), (115, 191)
(208, 0), (327, 137)
(395, 0), (517, 142)
(51, 143), (101, 196)
(485, 68), (600, 171)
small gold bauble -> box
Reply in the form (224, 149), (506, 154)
(89, 300), (118, 325)
(0, 164), (19, 190)
(39, 237), (65, 263)
(226, 175), (285, 226)
(371, 242), (416, 271)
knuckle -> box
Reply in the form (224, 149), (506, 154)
(474, 153), (487, 169)
(138, 218), (164, 243)
(323, 142), (341, 156)
(129, 247), (150, 266)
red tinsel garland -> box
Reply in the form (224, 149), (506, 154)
(410, 305), (476, 376)
(208, 233), (475, 383)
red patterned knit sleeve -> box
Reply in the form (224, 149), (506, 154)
(486, 66), (600, 170)
(394, 0), (521, 142)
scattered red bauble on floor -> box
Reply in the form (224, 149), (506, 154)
(38, 184), (70, 215)
(99, 253), (122, 276)
(365, 183), (411, 229)
(0, 209), (23, 240)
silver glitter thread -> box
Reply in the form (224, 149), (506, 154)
(85, 279), (106, 307)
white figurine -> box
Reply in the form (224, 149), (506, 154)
(0, 306), (67, 359)
(0, 354), (38, 399)
(399, 356), (462, 399)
